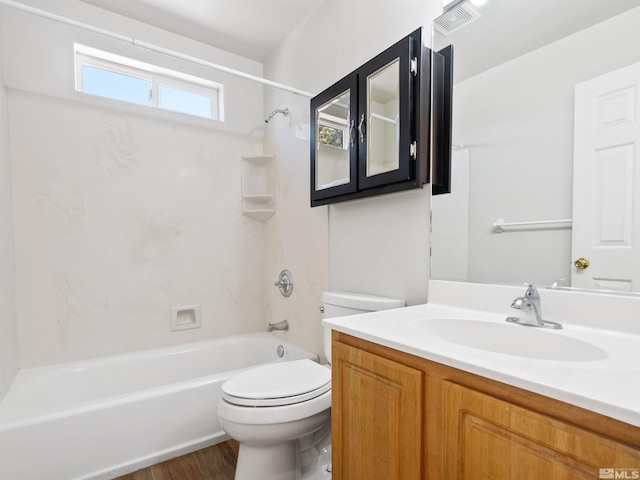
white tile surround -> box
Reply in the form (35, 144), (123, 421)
(9, 90), (267, 368)
(0, 9), (19, 401)
(0, 1), (273, 371)
(261, 88), (330, 361)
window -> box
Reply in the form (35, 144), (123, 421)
(81, 64), (151, 106)
(75, 44), (223, 121)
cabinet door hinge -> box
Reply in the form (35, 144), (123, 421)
(411, 57), (418, 76)
(410, 141), (417, 159)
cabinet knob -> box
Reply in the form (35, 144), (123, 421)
(574, 258), (590, 269)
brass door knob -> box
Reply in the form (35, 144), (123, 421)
(574, 257), (590, 269)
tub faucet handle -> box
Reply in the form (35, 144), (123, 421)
(274, 270), (293, 297)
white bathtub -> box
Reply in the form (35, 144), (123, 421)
(0, 332), (317, 480)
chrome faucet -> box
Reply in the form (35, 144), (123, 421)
(267, 319), (289, 332)
(506, 284), (562, 329)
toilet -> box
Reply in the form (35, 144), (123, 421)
(218, 291), (405, 480)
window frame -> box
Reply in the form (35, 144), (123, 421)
(74, 44), (224, 122)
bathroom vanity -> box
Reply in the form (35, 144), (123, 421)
(332, 332), (640, 479)
(325, 284), (640, 480)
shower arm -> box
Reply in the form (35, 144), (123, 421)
(265, 108), (289, 123)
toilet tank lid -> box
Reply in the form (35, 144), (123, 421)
(321, 291), (405, 311)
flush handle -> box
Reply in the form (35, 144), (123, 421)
(574, 257), (590, 269)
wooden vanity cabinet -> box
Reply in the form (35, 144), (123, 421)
(331, 340), (424, 479)
(331, 331), (640, 480)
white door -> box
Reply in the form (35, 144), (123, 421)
(572, 62), (640, 291)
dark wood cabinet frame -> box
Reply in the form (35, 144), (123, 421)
(310, 28), (453, 207)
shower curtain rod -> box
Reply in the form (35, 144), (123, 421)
(0, 0), (315, 98)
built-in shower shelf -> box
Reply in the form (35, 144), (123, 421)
(243, 195), (273, 200)
(241, 155), (275, 222)
(242, 207), (275, 222)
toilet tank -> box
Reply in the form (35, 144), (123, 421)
(321, 291), (405, 363)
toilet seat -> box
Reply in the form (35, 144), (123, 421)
(221, 359), (331, 407)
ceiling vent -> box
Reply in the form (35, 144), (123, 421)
(434, 3), (481, 36)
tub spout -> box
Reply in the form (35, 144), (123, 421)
(267, 319), (289, 332)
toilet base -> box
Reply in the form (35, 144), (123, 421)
(301, 443), (332, 480)
(300, 421), (332, 479)
(219, 388), (332, 480)
(235, 441), (299, 480)
(234, 438), (332, 480)
(223, 410), (331, 480)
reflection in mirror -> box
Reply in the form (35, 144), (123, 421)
(431, 0), (640, 294)
(367, 59), (399, 177)
(316, 90), (351, 190)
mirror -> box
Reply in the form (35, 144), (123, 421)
(431, 0), (640, 293)
(367, 60), (400, 177)
(315, 90), (351, 190)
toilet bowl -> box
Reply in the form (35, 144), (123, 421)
(218, 292), (405, 480)
(219, 359), (331, 480)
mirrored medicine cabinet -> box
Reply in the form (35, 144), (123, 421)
(310, 27), (453, 207)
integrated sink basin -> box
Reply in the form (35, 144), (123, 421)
(399, 318), (609, 362)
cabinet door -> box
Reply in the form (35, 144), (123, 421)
(332, 341), (423, 480)
(442, 381), (640, 480)
(357, 34), (416, 190)
(310, 74), (358, 203)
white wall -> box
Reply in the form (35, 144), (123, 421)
(439, 6), (640, 286)
(2, 3), (268, 368)
(0, 10), (19, 400)
(431, 149), (469, 281)
(263, 0), (443, 358)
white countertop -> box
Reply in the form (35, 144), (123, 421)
(323, 302), (640, 427)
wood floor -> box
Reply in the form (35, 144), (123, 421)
(115, 440), (239, 480)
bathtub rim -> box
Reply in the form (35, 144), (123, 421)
(0, 332), (318, 429)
